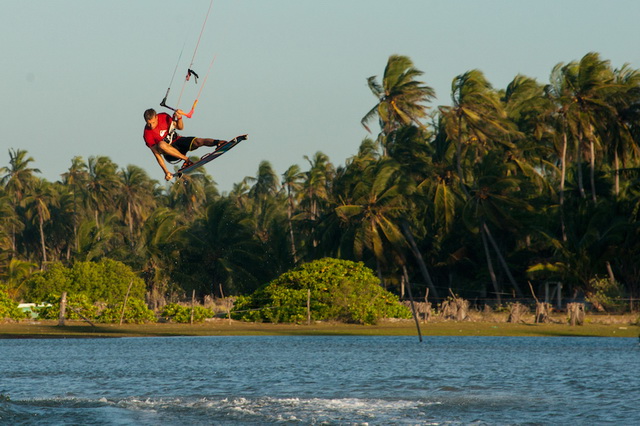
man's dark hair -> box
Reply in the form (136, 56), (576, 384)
(144, 108), (157, 121)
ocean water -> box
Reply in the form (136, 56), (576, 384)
(0, 335), (638, 425)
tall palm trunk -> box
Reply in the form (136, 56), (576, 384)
(11, 224), (16, 253)
(576, 131), (586, 199)
(127, 201), (134, 243)
(480, 220), (501, 304)
(455, 115), (466, 191)
(286, 199), (298, 264)
(614, 151), (620, 196)
(401, 222), (439, 301)
(589, 139), (597, 202)
(483, 222), (524, 298)
(309, 188), (319, 248)
(38, 216), (46, 269)
(559, 130), (568, 241)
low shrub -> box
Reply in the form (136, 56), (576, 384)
(234, 258), (411, 325)
(98, 298), (157, 324)
(161, 303), (214, 323)
(0, 287), (27, 320)
(38, 293), (98, 320)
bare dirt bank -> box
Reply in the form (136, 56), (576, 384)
(1, 314), (638, 339)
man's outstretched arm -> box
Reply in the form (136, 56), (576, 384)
(151, 145), (174, 181)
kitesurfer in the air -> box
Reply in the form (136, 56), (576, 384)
(143, 108), (228, 181)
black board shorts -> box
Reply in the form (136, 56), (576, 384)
(163, 136), (196, 163)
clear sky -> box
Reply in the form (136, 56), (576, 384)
(3, 0), (640, 192)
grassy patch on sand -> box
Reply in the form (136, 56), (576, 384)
(1, 315), (638, 339)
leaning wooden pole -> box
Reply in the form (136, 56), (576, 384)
(403, 265), (423, 343)
(70, 306), (96, 327)
(119, 280), (134, 325)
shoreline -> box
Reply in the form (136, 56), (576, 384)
(1, 316), (638, 339)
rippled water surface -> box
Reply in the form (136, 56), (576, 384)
(1, 336), (638, 424)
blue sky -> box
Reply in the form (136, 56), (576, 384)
(3, 0), (640, 192)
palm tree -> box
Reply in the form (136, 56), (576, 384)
(335, 159), (407, 283)
(0, 149), (40, 199)
(299, 152), (335, 253)
(383, 125), (443, 300)
(417, 115), (460, 236)
(440, 69), (519, 193)
(546, 53), (616, 202)
(0, 149), (40, 253)
(117, 165), (158, 243)
(361, 55), (435, 154)
(461, 152), (531, 300)
(552, 197), (629, 298)
(246, 161), (281, 232)
(281, 164), (305, 264)
(139, 207), (186, 307)
(248, 161), (280, 201)
(85, 156), (122, 229)
(242, 162), (289, 269)
(179, 198), (265, 296)
(503, 74), (557, 179)
(0, 258), (37, 299)
(333, 138), (382, 202)
(0, 191), (21, 263)
(47, 185), (80, 262)
(75, 213), (123, 262)
(168, 168), (217, 220)
(61, 156), (89, 254)
(301, 152), (335, 221)
(502, 74), (558, 217)
(22, 178), (57, 268)
(604, 64), (640, 195)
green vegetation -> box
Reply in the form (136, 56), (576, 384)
(24, 259), (146, 303)
(234, 258), (411, 324)
(161, 303), (214, 323)
(20, 261), (153, 323)
(37, 294), (157, 324)
(39, 293), (98, 320)
(0, 286), (26, 320)
(98, 298), (157, 324)
(1, 52), (640, 320)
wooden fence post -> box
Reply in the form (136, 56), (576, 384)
(190, 290), (196, 325)
(58, 292), (67, 326)
(119, 280), (133, 325)
(307, 288), (311, 325)
(567, 302), (585, 326)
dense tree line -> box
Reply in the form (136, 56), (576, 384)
(2, 52), (639, 310)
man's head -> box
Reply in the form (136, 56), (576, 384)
(144, 108), (158, 129)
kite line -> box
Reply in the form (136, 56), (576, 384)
(160, 0), (215, 119)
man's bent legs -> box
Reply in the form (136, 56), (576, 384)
(191, 138), (225, 149)
(157, 140), (189, 161)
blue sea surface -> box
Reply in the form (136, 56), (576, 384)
(1, 336), (638, 425)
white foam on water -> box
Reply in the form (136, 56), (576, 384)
(34, 395), (443, 424)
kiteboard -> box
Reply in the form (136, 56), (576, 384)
(175, 134), (248, 178)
